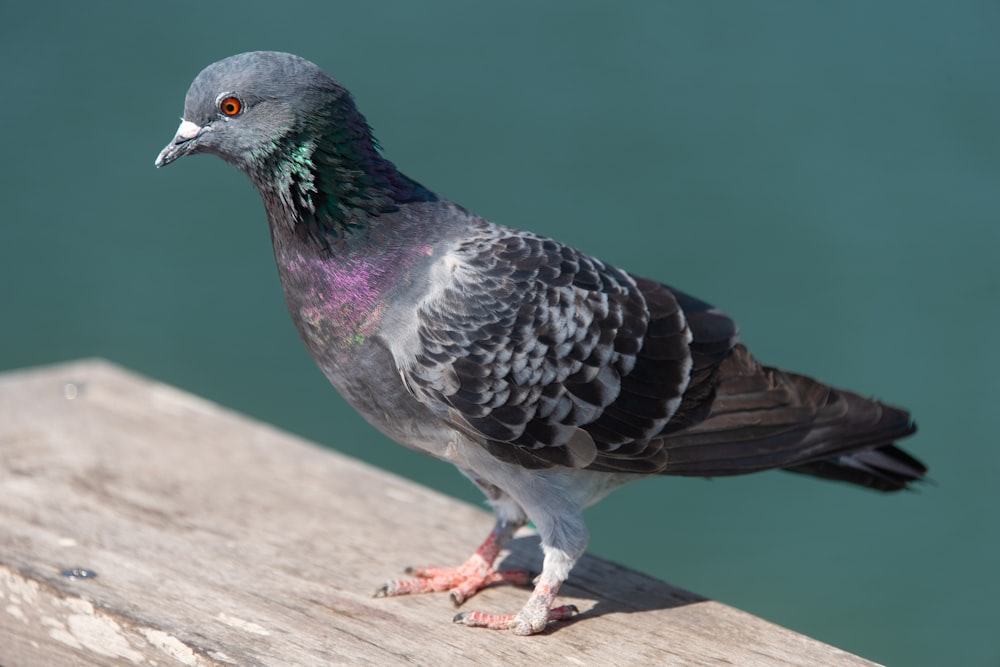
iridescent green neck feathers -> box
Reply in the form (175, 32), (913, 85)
(250, 100), (437, 248)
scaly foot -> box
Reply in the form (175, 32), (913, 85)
(452, 581), (577, 635)
(374, 525), (531, 605)
(453, 604), (578, 633)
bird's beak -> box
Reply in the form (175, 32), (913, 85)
(154, 119), (204, 168)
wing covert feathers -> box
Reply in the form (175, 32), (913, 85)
(399, 223), (922, 489)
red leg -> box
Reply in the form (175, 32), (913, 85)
(453, 581), (578, 635)
(374, 522), (531, 605)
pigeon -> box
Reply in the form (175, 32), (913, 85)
(155, 51), (925, 635)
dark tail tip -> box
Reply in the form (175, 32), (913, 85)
(785, 423), (927, 492)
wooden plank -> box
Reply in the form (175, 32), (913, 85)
(0, 359), (877, 666)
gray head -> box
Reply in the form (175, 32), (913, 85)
(156, 52), (437, 239)
(155, 51), (350, 172)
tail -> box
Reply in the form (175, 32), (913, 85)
(784, 442), (924, 492)
(659, 345), (926, 491)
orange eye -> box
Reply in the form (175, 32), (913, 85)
(219, 96), (242, 116)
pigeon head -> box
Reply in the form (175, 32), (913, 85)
(155, 51), (346, 172)
(156, 51), (436, 238)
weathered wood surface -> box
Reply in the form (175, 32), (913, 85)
(0, 359), (877, 666)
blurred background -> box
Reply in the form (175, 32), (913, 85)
(2, 2), (997, 664)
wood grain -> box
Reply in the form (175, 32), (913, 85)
(0, 359), (877, 666)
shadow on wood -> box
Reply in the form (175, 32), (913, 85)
(0, 359), (876, 666)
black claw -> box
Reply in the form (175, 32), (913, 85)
(373, 585), (388, 598)
(453, 612), (468, 624)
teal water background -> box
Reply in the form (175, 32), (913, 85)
(2, 3), (997, 664)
